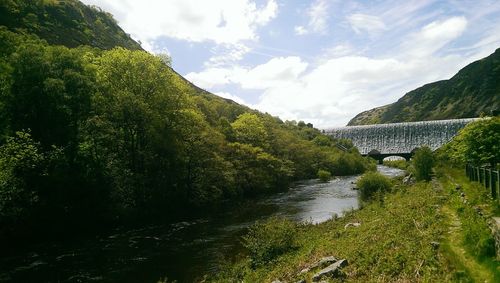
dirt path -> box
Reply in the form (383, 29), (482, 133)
(436, 178), (495, 283)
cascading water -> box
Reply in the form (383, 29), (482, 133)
(325, 118), (480, 155)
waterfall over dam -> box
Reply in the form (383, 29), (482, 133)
(325, 118), (480, 158)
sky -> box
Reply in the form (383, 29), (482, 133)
(81, 0), (500, 128)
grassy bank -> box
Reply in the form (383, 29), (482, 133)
(211, 166), (500, 282)
(382, 159), (409, 171)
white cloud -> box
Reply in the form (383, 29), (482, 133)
(186, 56), (308, 90)
(321, 44), (354, 58)
(252, 53), (474, 128)
(214, 92), (247, 105)
(251, 17), (474, 127)
(205, 44), (251, 67)
(347, 13), (387, 34)
(308, 0), (329, 34)
(294, 26), (308, 35)
(186, 15), (484, 128)
(237, 57), (308, 89)
(403, 16), (468, 57)
(185, 67), (238, 89)
(81, 0), (278, 49)
(296, 0), (330, 35)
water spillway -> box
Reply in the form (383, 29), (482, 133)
(325, 118), (480, 156)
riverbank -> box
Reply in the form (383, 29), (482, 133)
(212, 165), (500, 282)
(0, 166), (400, 283)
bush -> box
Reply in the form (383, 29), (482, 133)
(357, 171), (392, 202)
(242, 217), (298, 267)
(412, 146), (434, 181)
(317, 169), (331, 182)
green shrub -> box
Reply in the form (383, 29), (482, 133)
(357, 171), (392, 202)
(242, 217), (298, 267)
(317, 169), (331, 182)
(412, 146), (435, 181)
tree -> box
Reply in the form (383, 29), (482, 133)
(0, 131), (43, 224)
(412, 146), (434, 181)
(156, 53), (172, 67)
(93, 48), (185, 171)
(5, 43), (95, 150)
(226, 142), (293, 194)
(231, 113), (269, 149)
(451, 117), (500, 167)
(312, 135), (332, 147)
(89, 48), (187, 211)
(173, 109), (235, 205)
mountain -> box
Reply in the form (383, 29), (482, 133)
(0, 0), (141, 50)
(348, 48), (500, 125)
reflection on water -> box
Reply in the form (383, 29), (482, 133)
(0, 165), (404, 283)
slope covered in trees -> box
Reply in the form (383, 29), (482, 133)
(0, 5), (373, 246)
(0, 0), (141, 50)
(348, 49), (500, 125)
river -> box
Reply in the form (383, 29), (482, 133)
(0, 165), (404, 283)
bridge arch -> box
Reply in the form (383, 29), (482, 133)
(383, 156), (406, 161)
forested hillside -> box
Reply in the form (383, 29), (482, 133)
(0, 1), (373, 246)
(0, 0), (141, 50)
(348, 48), (500, 125)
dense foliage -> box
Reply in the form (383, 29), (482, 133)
(348, 48), (500, 125)
(412, 146), (435, 181)
(356, 171), (392, 202)
(441, 117), (500, 167)
(0, 27), (372, 243)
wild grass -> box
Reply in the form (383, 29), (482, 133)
(382, 159), (409, 170)
(437, 165), (500, 282)
(212, 181), (456, 282)
(211, 165), (500, 282)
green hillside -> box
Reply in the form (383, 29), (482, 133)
(0, 0), (141, 50)
(348, 48), (500, 125)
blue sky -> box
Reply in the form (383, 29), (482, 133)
(82, 0), (500, 127)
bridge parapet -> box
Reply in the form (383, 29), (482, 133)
(325, 118), (480, 155)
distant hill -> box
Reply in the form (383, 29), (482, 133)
(348, 48), (500, 125)
(0, 0), (141, 50)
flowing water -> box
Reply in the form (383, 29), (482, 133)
(326, 118), (478, 154)
(0, 165), (404, 283)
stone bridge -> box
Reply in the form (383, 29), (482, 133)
(325, 118), (479, 164)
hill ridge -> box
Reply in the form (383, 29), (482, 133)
(348, 48), (500, 125)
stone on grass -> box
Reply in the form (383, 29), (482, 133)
(300, 256), (338, 274)
(344, 222), (361, 229)
(312, 259), (348, 281)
